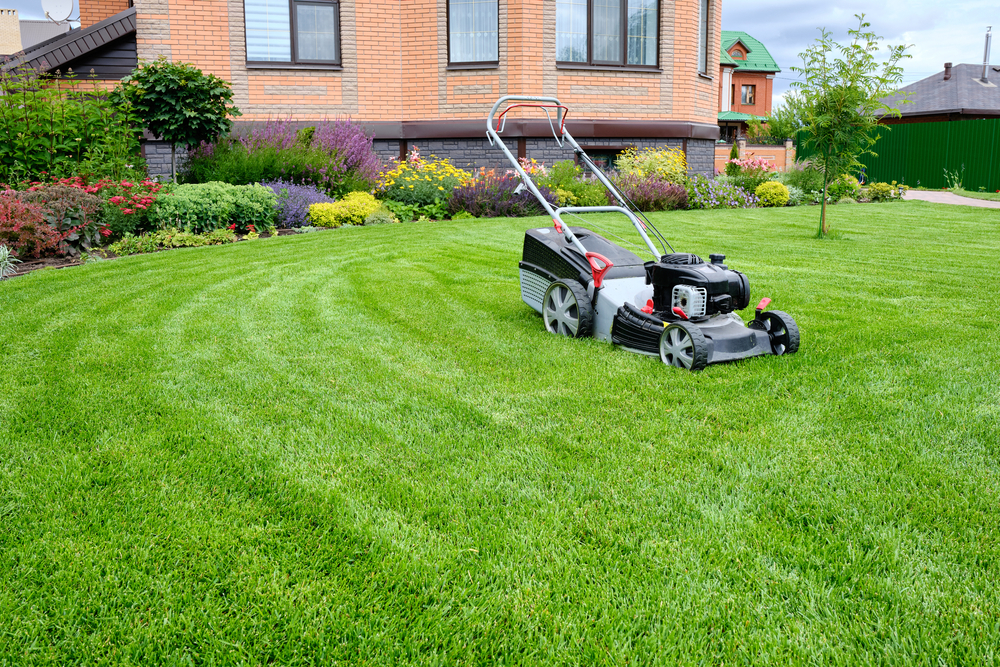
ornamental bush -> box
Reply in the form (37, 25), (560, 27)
(447, 172), (557, 218)
(153, 182), (234, 232)
(363, 206), (399, 225)
(536, 160), (608, 206)
(378, 147), (470, 206)
(0, 195), (63, 258)
(18, 185), (107, 254)
(309, 192), (380, 227)
(866, 181), (895, 202)
(611, 174), (687, 211)
(230, 184), (278, 232)
(727, 156), (775, 193)
(686, 176), (759, 209)
(262, 180), (336, 228)
(615, 146), (688, 184)
(827, 174), (862, 202)
(108, 227), (237, 255)
(755, 181), (790, 207)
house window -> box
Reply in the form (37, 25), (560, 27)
(556, 0), (659, 67)
(245, 0), (341, 65)
(697, 0), (710, 74)
(741, 84), (755, 105)
(449, 0), (498, 64)
(730, 83), (735, 107)
(732, 48), (743, 59)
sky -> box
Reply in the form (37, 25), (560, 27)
(8, 0), (1000, 107)
(721, 0), (1000, 104)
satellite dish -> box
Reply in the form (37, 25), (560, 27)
(42, 0), (74, 23)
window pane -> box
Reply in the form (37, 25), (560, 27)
(245, 0), (291, 61)
(449, 0), (498, 62)
(556, 0), (587, 62)
(296, 2), (339, 62)
(697, 0), (709, 73)
(593, 0), (621, 63)
(626, 0), (657, 65)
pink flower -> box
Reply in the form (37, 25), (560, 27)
(109, 196), (125, 204)
(123, 208), (134, 215)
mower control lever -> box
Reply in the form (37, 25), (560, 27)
(585, 252), (613, 290)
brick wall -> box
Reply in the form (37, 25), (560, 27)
(0, 8), (21, 54)
(714, 141), (796, 174)
(80, 0), (131, 28)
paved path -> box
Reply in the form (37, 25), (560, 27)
(903, 190), (1000, 208)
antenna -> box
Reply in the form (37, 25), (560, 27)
(41, 0), (74, 24)
(983, 26), (993, 83)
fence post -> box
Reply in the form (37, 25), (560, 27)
(784, 139), (794, 171)
(737, 137), (746, 158)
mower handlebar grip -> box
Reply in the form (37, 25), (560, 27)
(487, 95), (563, 132)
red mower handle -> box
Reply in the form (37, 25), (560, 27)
(495, 103), (569, 133)
(586, 252), (613, 290)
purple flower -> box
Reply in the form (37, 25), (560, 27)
(262, 180), (336, 228)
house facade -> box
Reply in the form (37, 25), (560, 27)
(27, 0), (722, 176)
(716, 30), (776, 141)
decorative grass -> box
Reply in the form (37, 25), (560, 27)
(1, 202), (998, 664)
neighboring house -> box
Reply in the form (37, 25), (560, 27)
(0, 8), (20, 55)
(5, 0), (723, 178)
(717, 30), (778, 142)
(19, 20), (72, 51)
(879, 62), (1000, 123)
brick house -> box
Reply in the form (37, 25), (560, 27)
(716, 30), (777, 142)
(7, 0), (723, 177)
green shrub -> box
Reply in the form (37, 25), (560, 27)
(755, 181), (790, 207)
(152, 182), (276, 233)
(230, 183), (277, 231)
(780, 162), (825, 193)
(837, 197), (858, 205)
(615, 146), (687, 184)
(785, 185), (806, 206)
(363, 206), (399, 225)
(309, 192), (380, 227)
(537, 161), (609, 206)
(108, 227), (237, 255)
(866, 182), (894, 202)
(827, 175), (862, 202)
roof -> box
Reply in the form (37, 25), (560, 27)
(721, 31), (780, 73)
(880, 63), (1000, 117)
(720, 48), (738, 68)
(718, 111), (768, 122)
(1, 7), (135, 74)
(19, 19), (71, 51)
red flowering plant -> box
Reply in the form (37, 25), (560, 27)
(99, 178), (165, 237)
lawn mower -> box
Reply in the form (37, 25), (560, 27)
(486, 95), (800, 371)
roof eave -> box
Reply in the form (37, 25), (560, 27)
(2, 7), (136, 74)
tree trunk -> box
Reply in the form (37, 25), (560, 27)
(171, 145), (177, 183)
(819, 173), (829, 237)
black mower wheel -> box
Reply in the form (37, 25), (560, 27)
(752, 310), (800, 355)
(542, 280), (593, 338)
(659, 322), (709, 371)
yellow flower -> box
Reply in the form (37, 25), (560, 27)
(438, 186), (444, 190)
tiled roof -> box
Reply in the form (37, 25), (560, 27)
(721, 31), (780, 73)
(1, 7), (135, 74)
(718, 110), (768, 121)
(720, 48), (738, 67)
(880, 63), (1000, 116)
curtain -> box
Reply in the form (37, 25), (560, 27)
(626, 0), (656, 65)
(245, 0), (291, 61)
(592, 0), (621, 62)
(296, 2), (339, 61)
(555, 0), (587, 62)
(450, 0), (499, 62)
(697, 0), (709, 73)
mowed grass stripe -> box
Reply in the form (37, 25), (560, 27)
(0, 203), (998, 664)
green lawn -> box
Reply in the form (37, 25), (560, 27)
(952, 188), (1000, 202)
(1, 202), (999, 665)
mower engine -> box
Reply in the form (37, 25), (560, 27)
(646, 253), (750, 320)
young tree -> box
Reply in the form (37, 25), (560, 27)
(113, 57), (241, 181)
(792, 15), (910, 237)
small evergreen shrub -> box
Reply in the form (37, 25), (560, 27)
(615, 146), (688, 184)
(755, 181), (790, 207)
(611, 174), (687, 211)
(309, 192), (380, 227)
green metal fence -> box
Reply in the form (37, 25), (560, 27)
(795, 119), (1000, 191)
